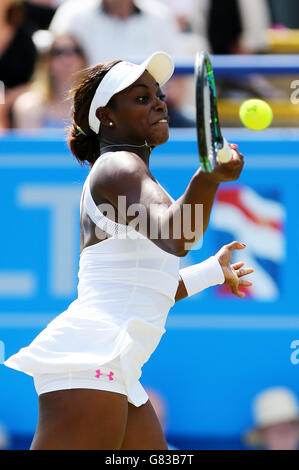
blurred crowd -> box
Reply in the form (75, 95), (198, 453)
(145, 386), (299, 451)
(0, 0), (298, 131)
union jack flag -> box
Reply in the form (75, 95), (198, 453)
(211, 185), (285, 300)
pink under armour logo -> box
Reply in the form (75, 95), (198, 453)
(95, 369), (115, 381)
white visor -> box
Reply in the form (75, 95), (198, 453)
(88, 51), (174, 134)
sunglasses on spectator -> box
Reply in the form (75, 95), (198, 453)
(50, 47), (83, 57)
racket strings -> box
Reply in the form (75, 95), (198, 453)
(208, 67), (223, 155)
(207, 80), (218, 168)
(196, 51), (225, 172)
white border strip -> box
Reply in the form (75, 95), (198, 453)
(0, 273), (36, 297)
(0, 154), (299, 169)
(3, 128), (299, 143)
(169, 128), (299, 141)
(0, 155), (78, 168)
(167, 315), (299, 330)
(152, 156), (299, 169)
(1, 314), (299, 330)
(0, 314), (55, 328)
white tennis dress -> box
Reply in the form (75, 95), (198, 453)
(4, 152), (180, 406)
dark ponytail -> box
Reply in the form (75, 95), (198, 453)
(68, 60), (120, 166)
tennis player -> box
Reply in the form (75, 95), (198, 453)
(4, 52), (253, 450)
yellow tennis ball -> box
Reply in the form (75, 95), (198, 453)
(239, 99), (273, 131)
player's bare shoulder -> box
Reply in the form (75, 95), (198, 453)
(89, 151), (148, 204)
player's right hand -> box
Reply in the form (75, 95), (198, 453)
(203, 144), (244, 184)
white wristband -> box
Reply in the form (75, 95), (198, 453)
(179, 256), (225, 297)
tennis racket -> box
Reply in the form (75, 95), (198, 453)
(195, 51), (232, 172)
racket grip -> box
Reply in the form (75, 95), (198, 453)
(217, 138), (233, 163)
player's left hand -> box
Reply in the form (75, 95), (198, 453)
(215, 241), (254, 298)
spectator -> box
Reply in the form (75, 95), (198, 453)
(245, 387), (299, 450)
(191, 0), (271, 55)
(23, 1), (57, 35)
(0, 0), (37, 129)
(190, 0), (285, 100)
(50, 0), (194, 128)
(13, 33), (87, 129)
(150, 0), (196, 32)
(140, 0), (208, 56)
(268, 0), (299, 30)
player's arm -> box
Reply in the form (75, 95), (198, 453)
(161, 144), (244, 253)
(90, 150), (244, 257)
(91, 152), (182, 255)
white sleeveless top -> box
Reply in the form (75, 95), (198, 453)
(5, 152), (180, 397)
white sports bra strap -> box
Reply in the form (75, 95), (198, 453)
(83, 175), (128, 237)
(81, 151), (175, 238)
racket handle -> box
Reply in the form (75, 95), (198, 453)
(217, 138), (233, 163)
